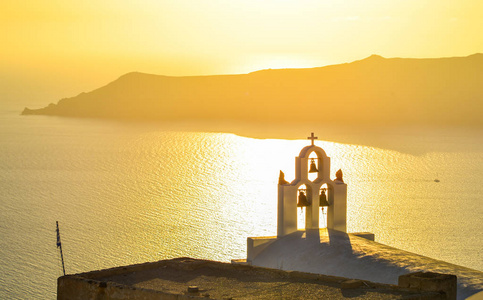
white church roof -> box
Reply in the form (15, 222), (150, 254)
(250, 229), (483, 300)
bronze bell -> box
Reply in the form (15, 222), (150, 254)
(309, 158), (318, 173)
(319, 189), (329, 206)
(297, 191), (310, 207)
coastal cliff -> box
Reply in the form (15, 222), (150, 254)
(23, 54), (483, 126)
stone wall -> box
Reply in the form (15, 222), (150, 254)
(58, 275), (201, 300)
(399, 272), (457, 300)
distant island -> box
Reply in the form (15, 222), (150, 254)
(22, 54), (483, 127)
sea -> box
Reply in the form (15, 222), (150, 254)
(0, 101), (482, 299)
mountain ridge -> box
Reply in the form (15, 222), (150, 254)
(22, 54), (483, 126)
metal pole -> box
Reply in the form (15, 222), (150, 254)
(56, 221), (66, 276)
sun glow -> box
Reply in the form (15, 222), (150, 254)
(240, 54), (329, 73)
(1, 0), (482, 100)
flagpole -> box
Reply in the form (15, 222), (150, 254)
(56, 221), (66, 276)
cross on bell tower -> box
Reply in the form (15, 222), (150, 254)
(276, 133), (348, 237)
(307, 132), (318, 146)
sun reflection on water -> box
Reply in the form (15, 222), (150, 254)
(1, 123), (482, 299)
(2, 99), (483, 300)
(57, 131), (481, 272)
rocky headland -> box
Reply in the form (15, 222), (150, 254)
(22, 54), (483, 127)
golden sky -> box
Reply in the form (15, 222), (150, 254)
(1, 0), (482, 101)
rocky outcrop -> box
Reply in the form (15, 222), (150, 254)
(23, 54), (483, 126)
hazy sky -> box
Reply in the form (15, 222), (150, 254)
(1, 0), (482, 102)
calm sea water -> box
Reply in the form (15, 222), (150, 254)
(0, 102), (482, 299)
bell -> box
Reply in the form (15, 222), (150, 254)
(319, 190), (329, 206)
(309, 158), (318, 173)
(297, 191), (310, 207)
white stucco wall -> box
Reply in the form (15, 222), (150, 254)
(277, 145), (347, 237)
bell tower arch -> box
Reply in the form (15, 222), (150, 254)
(277, 133), (347, 237)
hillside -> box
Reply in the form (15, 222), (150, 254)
(22, 54), (483, 126)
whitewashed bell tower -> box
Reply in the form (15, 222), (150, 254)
(242, 133), (350, 265)
(277, 133), (347, 236)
